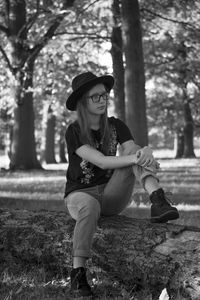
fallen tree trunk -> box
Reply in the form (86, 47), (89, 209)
(0, 209), (200, 299)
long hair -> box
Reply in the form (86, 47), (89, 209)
(76, 87), (110, 155)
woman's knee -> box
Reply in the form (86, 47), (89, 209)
(65, 192), (100, 220)
(80, 197), (101, 219)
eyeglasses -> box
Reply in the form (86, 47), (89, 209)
(88, 92), (109, 103)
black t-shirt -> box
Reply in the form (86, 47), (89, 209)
(64, 117), (133, 197)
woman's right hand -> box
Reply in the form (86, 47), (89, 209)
(134, 147), (160, 172)
(135, 146), (154, 167)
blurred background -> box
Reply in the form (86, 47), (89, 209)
(0, 0), (199, 170)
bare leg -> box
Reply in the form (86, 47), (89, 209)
(73, 257), (87, 269)
(143, 175), (161, 195)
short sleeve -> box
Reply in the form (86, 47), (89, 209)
(65, 123), (83, 155)
(112, 117), (134, 144)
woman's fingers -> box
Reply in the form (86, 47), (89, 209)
(135, 150), (160, 171)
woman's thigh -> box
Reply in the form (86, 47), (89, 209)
(101, 166), (135, 216)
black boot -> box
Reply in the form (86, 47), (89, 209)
(70, 267), (93, 297)
(150, 188), (179, 223)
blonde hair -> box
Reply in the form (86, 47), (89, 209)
(76, 87), (110, 155)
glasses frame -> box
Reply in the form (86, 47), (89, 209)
(88, 92), (110, 104)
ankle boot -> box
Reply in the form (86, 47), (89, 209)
(70, 267), (93, 297)
(150, 188), (179, 223)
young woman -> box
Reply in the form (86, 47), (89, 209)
(64, 72), (179, 297)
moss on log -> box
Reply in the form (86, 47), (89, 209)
(0, 209), (200, 299)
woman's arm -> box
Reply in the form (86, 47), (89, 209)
(75, 144), (138, 170)
(121, 140), (156, 167)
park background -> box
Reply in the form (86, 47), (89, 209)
(0, 0), (200, 299)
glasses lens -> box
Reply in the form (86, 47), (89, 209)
(90, 93), (109, 103)
(102, 93), (109, 101)
(91, 94), (100, 103)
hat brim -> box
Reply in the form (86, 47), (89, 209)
(66, 75), (114, 111)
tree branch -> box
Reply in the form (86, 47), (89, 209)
(21, 1), (75, 66)
(0, 44), (14, 73)
(25, 0), (40, 34)
(54, 30), (110, 41)
(81, 0), (101, 14)
(141, 7), (200, 31)
(27, 14), (66, 63)
(0, 24), (9, 35)
(4, 0), (10, 28)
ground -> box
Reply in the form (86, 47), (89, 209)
(0, 149), (200, 299)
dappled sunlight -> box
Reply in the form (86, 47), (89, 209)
(0, 191), (63, 201)
(159, 159), (200, 169)
(0, 176), (65, 183)
(42, 163), (68, 171)
(153, 149), (200, 159)
(129, 202), (200, 211)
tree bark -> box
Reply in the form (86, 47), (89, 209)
(121, 0), (148, 146)
(177, 41), (196, 158)
(0, 209), (200, 300)
(45, 106), (56, 164)
(111, 0), (126, 122)
(8, 0), (41, 169)
(183, 102), (195, 158)
(174, 128), (184, 158)
(59, 126), (67, 163)
(9, 63), (41, 169)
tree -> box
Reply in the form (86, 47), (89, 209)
(44, 105), (56, 164)
(1, 210), (200, 299)
(141, 0), (200, 155)
(121, 0), (148, 147)
(0, 0), (75, 169)
(176, 40), (196, 157)
(110, 0), (125, 122)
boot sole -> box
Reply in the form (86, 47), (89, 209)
(151, 210), (179, 223)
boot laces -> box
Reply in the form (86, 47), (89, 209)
(76, 269), (90, 289)
(163, 191), (174, 206)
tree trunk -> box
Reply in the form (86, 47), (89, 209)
(177, 41), (195, 158)
(59, 126), (67, 163)
(1, 209), (200, 300)
(174, 129), (184, 158)
(121, 0), (148, 146)
(2, 0), (75, 170)
(110, 0), (126, 122)
(9, 64), (41, 169)
(8, 0), (41, 170)
(183, 102), (195, 158)
(45, 106), (56, 164)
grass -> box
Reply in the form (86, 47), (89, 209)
(0, 150), (200, 299)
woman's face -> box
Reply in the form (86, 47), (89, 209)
(86, 84), (108, 116)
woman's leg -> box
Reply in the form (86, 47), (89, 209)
(102, 166), (135, 215)
(64, 191), (101, 266)
(101, 145), (159, 216)
(64, 191), (100, 296)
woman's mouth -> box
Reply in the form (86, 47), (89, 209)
(98, 105), (106, 110)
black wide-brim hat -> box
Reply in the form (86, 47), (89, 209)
(66, 72), (114, 111)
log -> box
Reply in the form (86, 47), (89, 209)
(0, 208), (200, 299)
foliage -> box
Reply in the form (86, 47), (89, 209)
(142, 0), (200, 139)
(0, 0), (113, 156)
